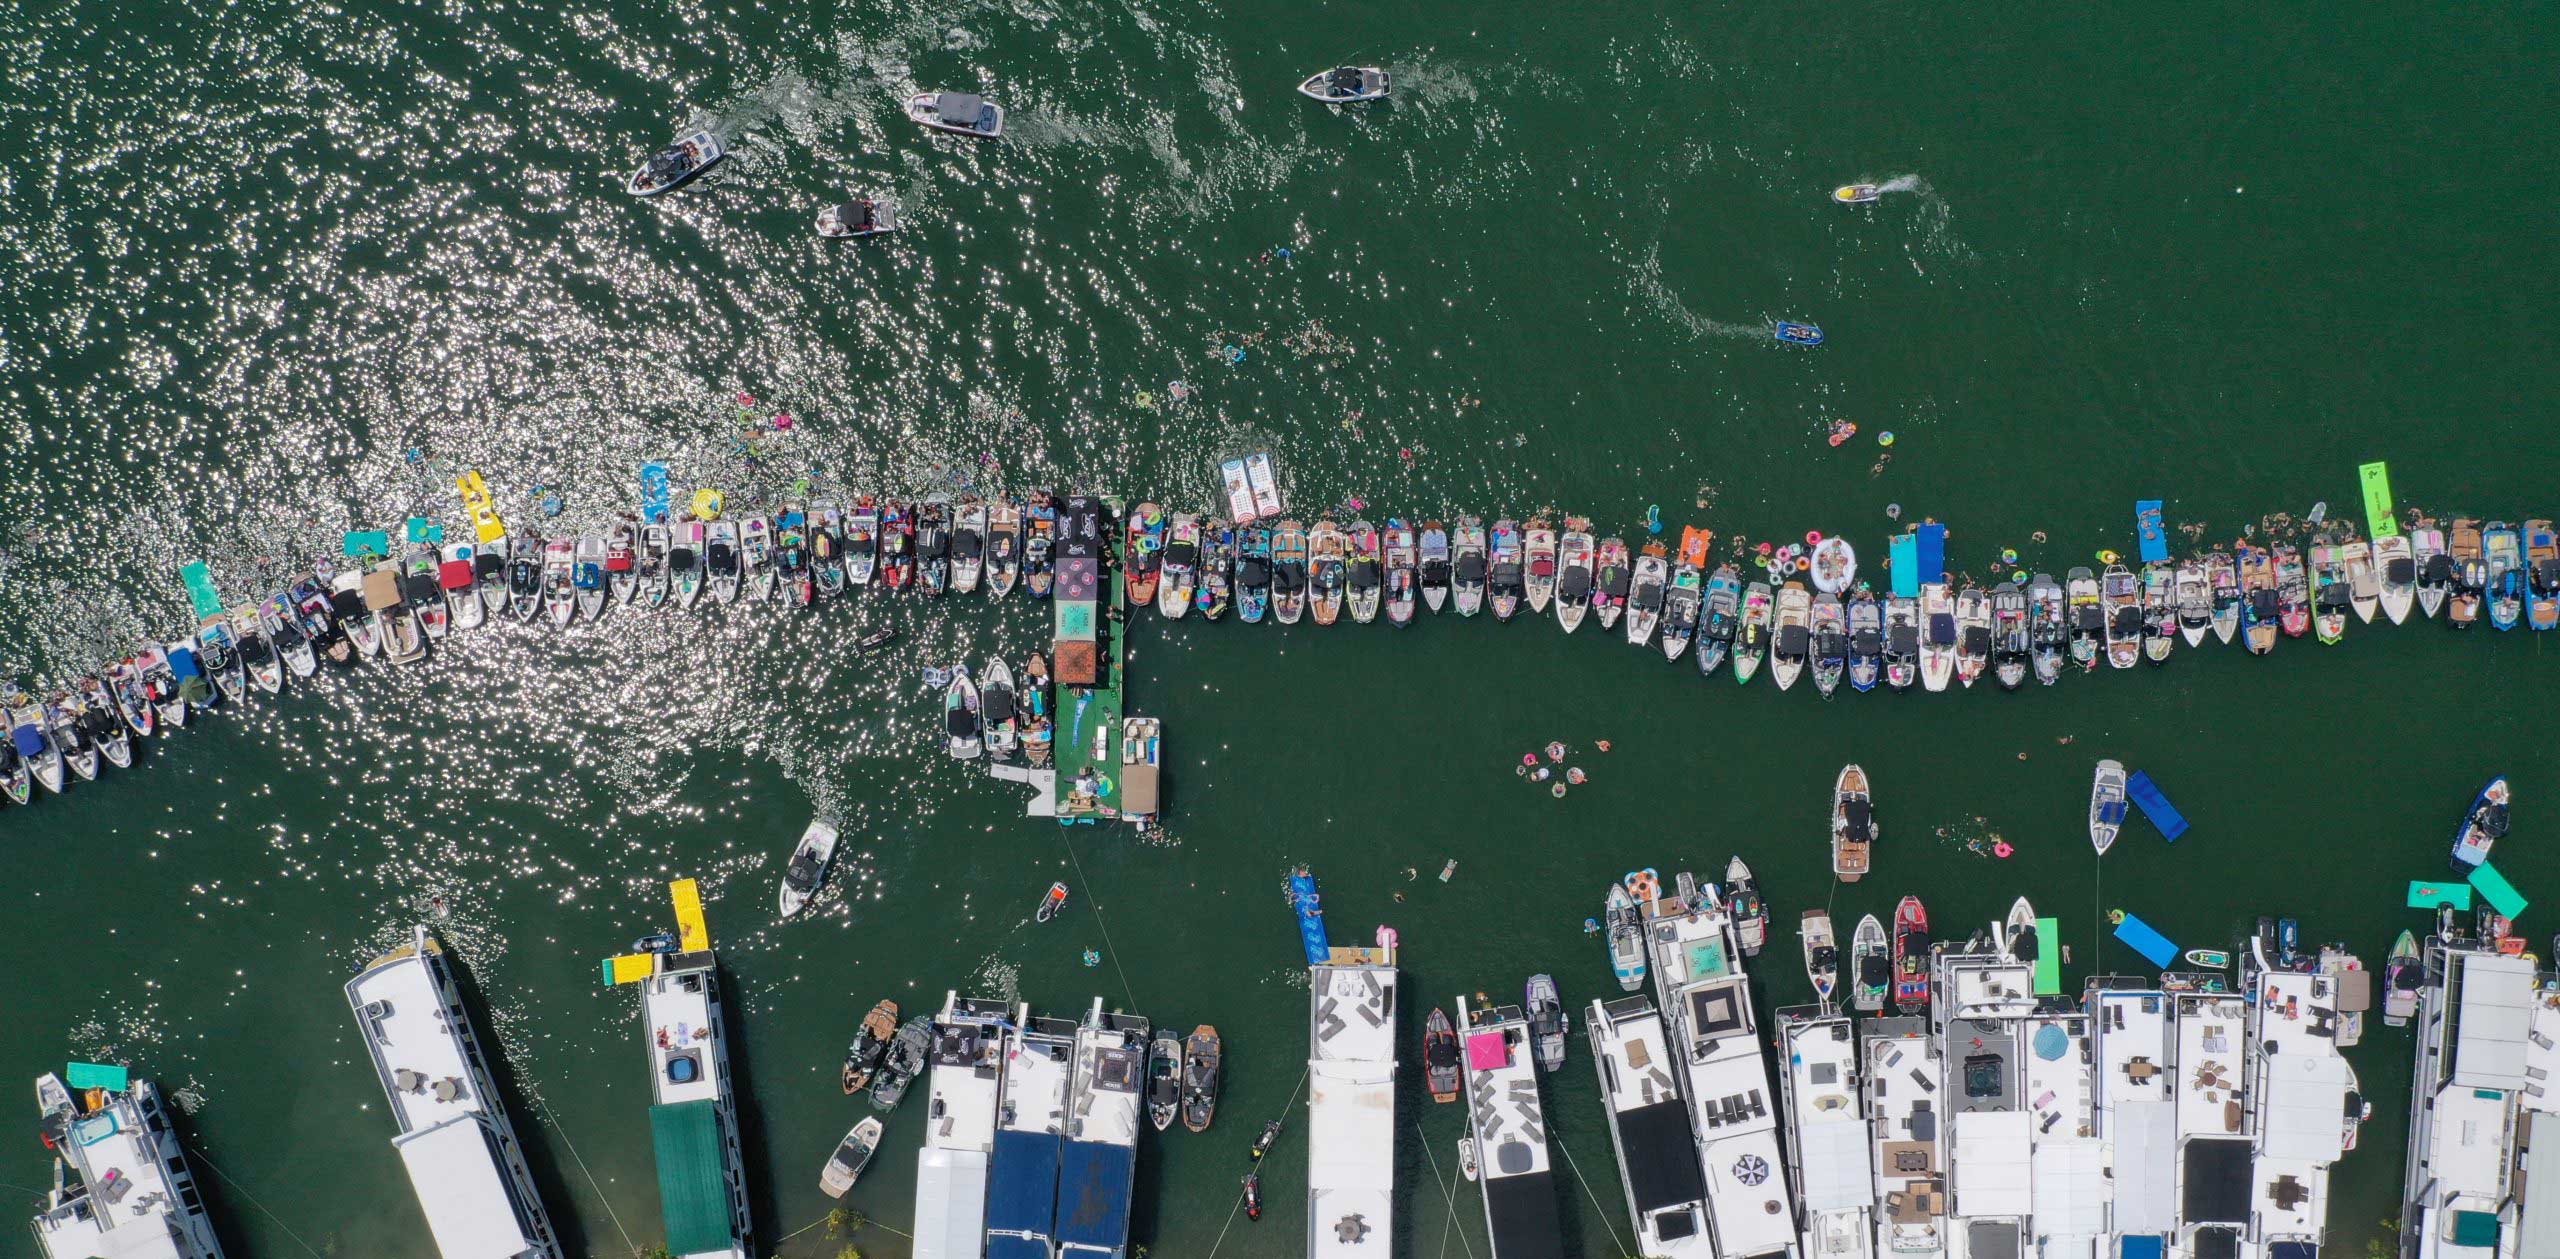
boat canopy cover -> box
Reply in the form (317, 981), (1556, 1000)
(2386, 556), (2417, 583)
(440, 559), (475, 589)
(836, 202), (878, 230)
(938, 92), (985, 122)
(983, 685), (1016, 725)
(11, 724), (44, 757)
(2249, 589), (2279, 617)
(1330, 68), (1366, 91)
(1927, 613), (1956, 645)
(649, 1100), (739, 1255)
(1778, 624), (1811, 655)
(1054, 1139), (1136, 1250)
(1483, 1171), (1568, 1259)
(955, 530), (985, 559)
(1888, 623), (1919, 654)
(1843, 799), (1873, 842)
(364, 569), (403, 610)
(1557, 567), (1592, 599)
(1236, 556), (1271, 586)
(1961, 625), (1992, 654)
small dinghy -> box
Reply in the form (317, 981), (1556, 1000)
(627, 130), (724, 197)
(777, 819), (840, 920)
(1524, 974), (1568, 1072)
(1832, 184), (1881, 204)
(1847, 588), (1883, 691)
(842, 1000), (899, 1094)
(1773, 321), (1824, 346)
(1554, 521), (1594, 633)
(439, 542), (485, 632)
(1034, 880), (1070, 923)
(982, 659), (1020, 759)
(907, 90), (1004, 138)
(819, 1117), (885, 1198)
(1832, 764), (1875, 881)
(1147, 1034), (1182, 1133)
(2089, 760), (2128, 856)
(1593, 537), (1631, 630)
(816, 198), (898, 239)
(1450, 517), (1487, 618)
(1810, 535), (1856, 594)
(1181, 1026), (1222, 1133)
(1604, 883), (1646, 991)
(1236, 527), (1274, 624)
(944, 667), (983, 760)
(1850, 914), (1889, 1012)
(1298, 66), (1390, 103)
(1424, 1008), (1461, 1103)
(1418, 522), (1451, 614)
(540, 539), (577, 626)
(1801, 910), (1839, 1004)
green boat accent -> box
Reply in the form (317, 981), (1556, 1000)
(2469, 862), (2528, 919)
(180, 561), (226, 621)
(649, 1100), (735, 1256)
(1054, 497), (1126, 823)
(2407, 881), (2473, 910)
(2033, 916), (2061, 994)
(2360, 461), (2398, 539)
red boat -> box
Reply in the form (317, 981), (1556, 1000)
(879, 504), (914, 589)
(1423, 1007), (1461, 1103)
(1892, 895), (1930, 1014)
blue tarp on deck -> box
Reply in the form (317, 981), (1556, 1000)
(2136, 501), (2168, 564)
(984, 1130), (1062, 1243)
(1055, 1139), (1136, 1254)
(1890, 533), (1920, 598)
(1916, 523), (1946, 585)
(2121, 1237), (2167, 1259)
(2113, 912), (2179, 968)
(2126, 771), (2188, 842)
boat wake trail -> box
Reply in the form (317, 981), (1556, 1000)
(1874, 173), (1926, 196)
(1628, 242), (1772, 341)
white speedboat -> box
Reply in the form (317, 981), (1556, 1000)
(706, 520), (741, 603)
(541, 538), (576, 627)
(1770, 581), (1811, 691)
(908, 91), (1004, 137)
(440, 541), (485, 632)
(741, 516), (776, 601)
(1298, 66), (1390, 103)
(778, 820), (841, 920)
(944, 668), (983, 760)
(672, 521), (707, 608)
(820, 1116), (885, 1198)
(1918, 582), (1956, 691)
(627, 129), (724, 196)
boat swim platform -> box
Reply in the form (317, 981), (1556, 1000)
(1052, 500), (1127, 826)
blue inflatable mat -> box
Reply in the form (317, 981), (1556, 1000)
(1916, 523), (1946, 585)
(2126, 771), (2188, 842)
(2136, 501), (2168, 563)
(1890, 533), (1920, 598)
(2113, 912), (2178, 968)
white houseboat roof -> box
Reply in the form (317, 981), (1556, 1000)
(2250, 970), (2356, 1243)
(1646, 901), (1795, 1259)
(639, 959), (723, 1107)
(1591, 996), (1712, 1258)
(1309, 957), (1398, 1259)
(348, 933), (557, 1259)
(1780, 1012), (1874, 1259)
(2173, 995), (2249, 1140)
(1461, 999), (1566, 1259)
(2453, 955), (2536, 1089)
(1862, 1017), (1946, 1258)
(2090, 989), (2177, 1237)
(2022, 1015), (2105, 1253)
(913, 995), (1008, 1259)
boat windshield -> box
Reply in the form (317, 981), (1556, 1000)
(786, 853), (821, 893)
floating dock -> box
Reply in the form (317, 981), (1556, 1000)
(1052, 495), (1126, 824)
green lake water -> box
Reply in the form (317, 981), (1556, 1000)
(1, 2), (2556, 1256)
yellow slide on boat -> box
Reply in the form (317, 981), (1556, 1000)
(670, 877), (709, 952)
(455, 469), (508, 544)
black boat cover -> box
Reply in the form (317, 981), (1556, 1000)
(786, 853), (821, 892)
(2111, 607), (2142, 633)
(330, 589), (366, 618)
(1558, 568), (1592, 599)
(1857, 953), (1891, 990)
(1162, 542), (1196, 568)
(2316, 586), (2349, 610)
(405, 572), (440, 603)
(1329, 68), (1366, 93)
(1274, 564), (1305, 593)
(1927, 612), (1957, 645)
(919, 530), (949, 559)
(937, 92), (987, 124)
(1778, 624), (1811, 656)
(834, 201), (877, 230)
(955, 530), (985, 559)
(2385, 556), (2417, 583)
(1349, 561), (1381, 589)
(1455, 554), (1489, 582)
(2535, 558), (2560, 590)
(1420, 558), (1451, 584)
(1236, 556), (1271, 587)
(1888, 624), (1920, 654)
(1851, 628), (1882, 655)
(1816, 630), (1849, 661)
(2250, 589), (2280, 617)
(1630, 582), (1664, 611)
(1961, 626), (1992, 654)
(1484, 1171), (1568, 1259)
(1600, 566), (1631, 598)
(708, 543), (736, 568)
(946, 706), (980, 738)
(1490, 561), (1523, 588)
(983, 686), (1015, 724)
(2074, 606), (2104, 630)
(2421, 554), (2455, 582)
(475, 552), (504, 578)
